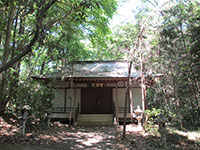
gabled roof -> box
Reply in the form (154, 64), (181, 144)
(32, 61), (162, 80)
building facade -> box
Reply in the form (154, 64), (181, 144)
(33, 61), (162, 126)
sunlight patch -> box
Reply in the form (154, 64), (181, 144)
(173, 130), (200, 141)
(76, 135), (103, 146)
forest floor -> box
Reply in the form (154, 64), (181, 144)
(0, 116), (200, 150)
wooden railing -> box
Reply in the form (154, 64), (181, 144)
(52, 106), (138, 114)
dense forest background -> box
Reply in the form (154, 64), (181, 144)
(0, 0), (199, 130)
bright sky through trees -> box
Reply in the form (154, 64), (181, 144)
(110, 0), (141, 27)
(109, 0), (171, 28)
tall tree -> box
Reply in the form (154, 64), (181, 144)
(0, 0), (118, 114)
(146, 0), (200, 128)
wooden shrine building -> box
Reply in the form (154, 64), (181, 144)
(32, 61), (162, 126)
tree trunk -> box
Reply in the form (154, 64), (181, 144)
(0, 0), (59, 114)
(0, 0), (58, 73)
(141, 58), (146, 112)
(7, 8), (24, 109)
(0, 3), (16, 115)
(122, 5), (163, 138)
(172, 74), (183, 129)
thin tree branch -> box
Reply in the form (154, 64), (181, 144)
(0, 0), (58, 73)
(122, 3), (167, 139)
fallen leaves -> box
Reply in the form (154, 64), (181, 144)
(0, 117), (71, 146)
(0, 117), (200, 149)
(115, 124), (200, 150)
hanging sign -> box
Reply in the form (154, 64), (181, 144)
(91, 83), (104, 88)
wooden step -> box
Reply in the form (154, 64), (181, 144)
(50, 113), (70, 118)
(77, 114), (113, 126)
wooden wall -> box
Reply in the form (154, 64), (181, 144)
(52, 81), (142, 113)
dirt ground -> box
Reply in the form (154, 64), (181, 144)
(1, 125), (199, 150)
(0, 116), (124, 150)
(0, 143), (51, 150)
(0, 126), (123, 150)
(0, 116), (200, 150)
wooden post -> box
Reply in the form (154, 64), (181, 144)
(64, 88), (67, 113)
(129, 80), (133, 123)
(122, 62), (132, 139)
(73, 83), (77, 126)
(69, 64), (74, 126)
(115, 82), (119, 124)
(69, 91), (72, 125)
(19, 105), (30, 135)
(22, 110), (28, 135)
(123, 86), (129, 139)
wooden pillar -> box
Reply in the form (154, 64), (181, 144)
(115, 82), (119, 123)
(129, 80), (133, 122)
(69, 82), (73, 125)
(64, 88), (67, 113)
(73, 83), (77, 126)
(69, 64), (74, 126)
(123, 85), (129, 139)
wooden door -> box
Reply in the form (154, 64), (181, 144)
(81, 88), (113, 114)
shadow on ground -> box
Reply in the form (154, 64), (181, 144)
(42, 127), (118, 150)
(122, 125), (200, 150)
(0, 123), (119, 150)
(0, 116), (200, 150)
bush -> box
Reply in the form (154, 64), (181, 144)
(9, 80), (55, 125)
(145, 108), (163, 122)
(181, 104), (200, 130)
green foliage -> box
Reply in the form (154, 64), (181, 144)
(180, 104), (200, 129)
(0, 0), (200, 132)
(10, 80), (55, 123)
(142, 0), (200, 130)
(0, 0), (118, 74)
(144, 108), (162, 135)
(145, 108), (163, 122)
(147, 83), (200, 129)
(104, 23), (139, 60)
(25, 0), (118, 73)
(0, 0), (118, 116)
